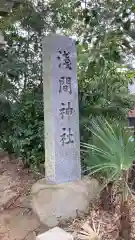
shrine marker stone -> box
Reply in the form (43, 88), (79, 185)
(42, 35), (81, 184)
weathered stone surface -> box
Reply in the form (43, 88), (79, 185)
(36, 227), (73, 240)
(31, 177), (99, 227)
(42, 35), (81, 184)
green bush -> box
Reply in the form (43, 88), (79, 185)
(0, 87), (44, 168)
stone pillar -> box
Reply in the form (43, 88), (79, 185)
(42, 35), (81, 184)
(31, 35), (99, 227)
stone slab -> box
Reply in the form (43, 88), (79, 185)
(42, 35), (81, 184)
(31, 177), (99, 227)
(36, 227), (73, 240)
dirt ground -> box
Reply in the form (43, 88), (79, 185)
(62, 197), (135, 240)
(0, 153), (48, 240)
(1, 152), (135, 240)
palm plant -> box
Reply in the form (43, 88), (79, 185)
(82, 118), (135, 240)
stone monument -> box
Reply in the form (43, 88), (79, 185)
(31, 35), (99, 227)
(43, 35), (81, 184)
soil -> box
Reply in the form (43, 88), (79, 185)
(64, 198), (135, 240)
(0, 153), (48, 240)
(0, 152), (135, 240)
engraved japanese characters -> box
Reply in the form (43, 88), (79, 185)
(43, 35), (81, 183)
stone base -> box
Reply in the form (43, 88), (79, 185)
(31, 177), (99, 227)
(36, 227), (73, 240)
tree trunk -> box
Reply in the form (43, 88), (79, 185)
(118, 200), (131, 240)
(118, 171), (131, 240)
(128, 160), (135, 191)
(100, 182), (115, 211)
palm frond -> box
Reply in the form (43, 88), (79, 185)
(82, 118), (135, 178)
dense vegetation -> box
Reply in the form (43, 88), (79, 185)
(83, 119), (135, 239)
(0, 0), (135, 170)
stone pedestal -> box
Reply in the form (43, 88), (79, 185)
(32, 177), (99, 227)
(36, 227), (73, 240)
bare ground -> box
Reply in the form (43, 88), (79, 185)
(0, 153), (135, 239)
(0, 153), (48, 240)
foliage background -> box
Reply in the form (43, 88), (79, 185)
(0, 0), (135, 170)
